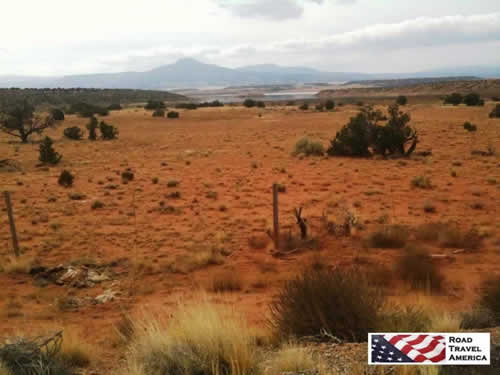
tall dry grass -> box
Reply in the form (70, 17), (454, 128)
(121, 299), (257, 375)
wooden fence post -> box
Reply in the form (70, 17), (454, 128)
(4, 191), (20, 257)
(272, 184), (280, 250)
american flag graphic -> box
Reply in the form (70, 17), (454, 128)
(371, 334), (446, 363)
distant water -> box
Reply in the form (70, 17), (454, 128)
(195, 90), (319, 103)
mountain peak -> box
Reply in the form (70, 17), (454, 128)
(173, 58), (205, 66)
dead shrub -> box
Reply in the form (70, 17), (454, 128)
(365, 225), (409, 249)
(478, 275), (500, 325)
(269, 267), (384, 342)
(395, 245), (444, 292)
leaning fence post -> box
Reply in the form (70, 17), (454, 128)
(4, 191), (20, 257)
(272, 184), (280, 250)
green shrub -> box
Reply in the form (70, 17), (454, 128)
(444, 93), (463, 106)
(167, 180), (179, 188)
(463, 122), (477, 132)
(144, 100), (165, 110)
(107, 103), (122, 111)
(395, 245), (444, 292)
(99, 121), (118, 140)
(152, 108), (165, 117)
(58, 170), (74, 187)
(327, 105), (417, 157)
(256, 101), (265, 108)
(167, 111), (179, 119)
(299, 103), (309, 111)
(63, 126), (83, 140)
(270, 267), (384, 342)
(39, 137), (62, 165)
(51, 108), (65, 121)
(396, 95), (408, 105)
(292, 137), (324, 157)
(86, 116), (98, 141)
(463, 93), (484, 106)
(68, 102), (108, 117)
(325, 99), (335, 110)
(243, 99), (256, 108)
(490, 104), (500, 118)
(175, 102), (198, 110)
(315, 103), (324, 111)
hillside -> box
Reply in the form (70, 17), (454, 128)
(0, 88), (186, 109)
(318, 79), (500, 98)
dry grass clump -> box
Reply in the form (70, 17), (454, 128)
(381, 295), (460, 334)
(121, 300), (257, 375)
(0, 361), (11, 375)
(270, 267), (384, 342)
(0, 256), (34, 275)
(57, 329), (94, 368)
(292, 137), (325, 157)
(209, 270), (244, 293)
(415, 222), (482, 250)
(395, 245), (444, 292)
(166, 247), (225, 274)
(248, 235), (270, 250)
(263, 344), (323, 375)
(411, 175), (432, 189)
(365, 225), (409, 249)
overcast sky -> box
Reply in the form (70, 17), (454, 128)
(1, 0), (500, 76)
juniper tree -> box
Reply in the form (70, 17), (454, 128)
(0, 100), (55, 143)
(39, 136), (62, 165)
(86, 116), (98, 140)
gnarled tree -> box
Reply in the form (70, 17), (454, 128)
(0, 101), (56, 143)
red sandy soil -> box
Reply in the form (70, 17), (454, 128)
(0, 102), (499, 370)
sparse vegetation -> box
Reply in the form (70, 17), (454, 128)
(299, 103), (309, 111)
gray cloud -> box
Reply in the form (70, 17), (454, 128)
(220, 0), (356, 20)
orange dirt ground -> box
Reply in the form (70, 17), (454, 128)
(0, 102), (499, 369)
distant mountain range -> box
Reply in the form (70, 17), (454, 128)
(1, 58), (499, 89)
